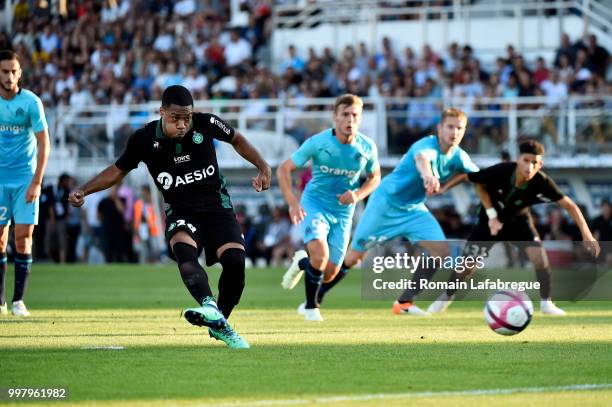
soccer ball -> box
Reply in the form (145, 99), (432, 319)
(484, 290), (533, 336)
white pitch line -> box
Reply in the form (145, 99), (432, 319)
(206, 383), (612, 407)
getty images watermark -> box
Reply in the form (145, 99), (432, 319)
(370, 252), (540, 292)
(361, 241), (611, 301)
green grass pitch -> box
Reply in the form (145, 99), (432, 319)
(1, 264), (611, 406)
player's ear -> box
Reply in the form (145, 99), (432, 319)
(537, 158), (544, 170)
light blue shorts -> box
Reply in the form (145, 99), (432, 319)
(300, 197), (353, 266)
(351, 193), (445, 252)
(0, 183), (39, 226)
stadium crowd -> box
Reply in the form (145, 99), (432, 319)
(1, 0), (609, 154)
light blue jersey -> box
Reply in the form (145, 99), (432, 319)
(378, 135), (478, 210)
(352, 135), (478, 251)
(291, 128), (378, 265)
(291, 128), (378, 214)
(0, 88), (47, 185)
(0, 88), (47, 226)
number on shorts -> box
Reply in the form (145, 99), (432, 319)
(0, 206), (7, 221)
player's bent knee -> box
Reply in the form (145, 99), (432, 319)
(170, 231), (197, 249)
(309, 255), (328, 271)
(216, 242), (244, 259)
(172, 242), (199, 265)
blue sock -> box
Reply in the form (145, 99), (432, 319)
(317, 267), (349, 304)
(0, 252), (6, 305)
(304, 262), (323, 309)
(13, 253), (32, 302)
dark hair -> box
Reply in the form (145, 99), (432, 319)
(0, 49), (18, 63)
(161, 85), (193, 107)
(500, 150), (511, 161)
(519, 139), (545, 156)
(58, 173), (71, 184)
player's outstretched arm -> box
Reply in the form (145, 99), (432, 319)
(436, 173), (468, 196)
(26, 129), (51, 203)
(414, 153), (440, 195)
(277, 159), (306, 224)
(230, 132), (271, 192)
(557, 196), (601, 257)
(474, 182), (503, 236)
(68, 164), (128, 207)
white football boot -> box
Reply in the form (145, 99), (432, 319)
(0, 302), (7, 315)
(540, 299), (566, 315)
(297, 301), (306, 315)
(12, 300), (30, 317)
(304, 308), (324, 322)
(281, 250), (308, 290)
(427, 293), (455, 314)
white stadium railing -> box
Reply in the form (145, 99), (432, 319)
(46, 95), (611, 177)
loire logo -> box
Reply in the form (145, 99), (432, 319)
(209, 116), (231, 135)
(319, 165), (357, 177)
(157, 166), (216, 190)
(174, 154), (191, 164)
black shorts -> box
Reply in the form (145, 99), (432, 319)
(463, 214), (542, 257)
(165, 210), (245, 266)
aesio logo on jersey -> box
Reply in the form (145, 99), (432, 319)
(209, 116), (231, 135)
(156, 165), (216, 190)
(319, 165), (357, 177)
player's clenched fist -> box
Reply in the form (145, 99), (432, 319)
(337, 190), (358, 205)
(289, 204), (306, 225)
(252, 166), (272, 192)
(488, 218), (503, 236)
(68, 190), (86, 207)
(422, 174), (440, 196)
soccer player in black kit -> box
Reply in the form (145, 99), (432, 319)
(425, 139), (600, 315)
(68, 86), (271, 348)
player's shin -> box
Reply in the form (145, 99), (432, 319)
(535, 267), (551, 300)
(12, 253), (32, 302)
(173, 243), (213, 304)
(217, 248), (246, 319)
(305, 262), (324, 308)
(317, 262), (349, 304)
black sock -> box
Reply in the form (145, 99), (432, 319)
(217, 248), (246, 319)
(298, 257), (309, 270)
(535, 267), (551, 299)
(398, 266), (436, 303)
(317, 264), (350, 304)
(173, 243), (213, 305)
(13, 253), (32, 302)
(304, 262), (323, 309)
(0, 252), (6, 305)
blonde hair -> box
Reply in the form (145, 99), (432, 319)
(334, 94), (364, 112)
(440, 107), (467, 124)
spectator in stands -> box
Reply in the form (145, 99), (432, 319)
(585, 34), (609, 78)
(281, 45), (305, 73)
(133, 186), (161, 264)
(592, 200), (612, 242)
(97, 185), (130, 263)
(224, 29), (252, 68)
(44, 173), (72, 264)
(260, 206), (292, 267)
